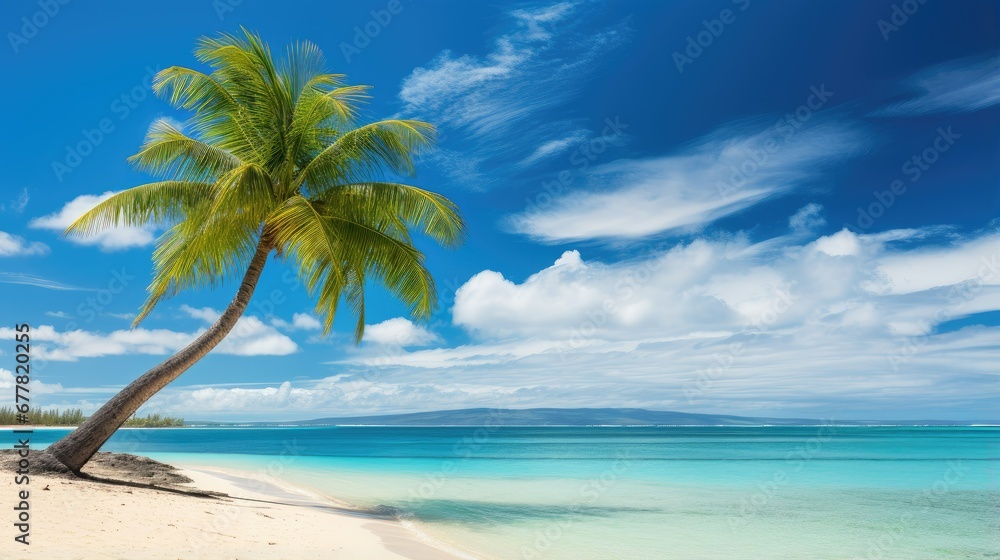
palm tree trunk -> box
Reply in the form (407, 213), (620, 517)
(45, 237), (273, 473)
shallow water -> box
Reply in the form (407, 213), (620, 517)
(21, 425), (999, 559)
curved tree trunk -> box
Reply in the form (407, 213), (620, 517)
(46, 237), (273, 473)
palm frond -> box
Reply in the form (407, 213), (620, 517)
(297, 120), (435, 192)
(65, 181), (213, 238)
(128, 119), (242, 181)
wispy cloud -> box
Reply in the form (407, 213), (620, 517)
(0, 188), (30, 214)
(29, 191), (155, 251)
(398, 2), (628, 186)
(518, 130), (591, 167)
(508, 117), (869, 243)
(873, 54), (1000, 116)
(0, 272), (87, 291)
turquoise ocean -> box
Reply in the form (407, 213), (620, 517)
(19, 425), (999, 559)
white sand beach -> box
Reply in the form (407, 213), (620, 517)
(2, 451), (471, 559)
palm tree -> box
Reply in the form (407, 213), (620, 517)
(45, 29), (463, 473)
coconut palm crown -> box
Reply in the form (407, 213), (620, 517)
(44, 29), (463, 472)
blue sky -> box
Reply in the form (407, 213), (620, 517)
(0, 0), (997, 421)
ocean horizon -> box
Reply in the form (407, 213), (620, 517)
(18, 425), (998, 559)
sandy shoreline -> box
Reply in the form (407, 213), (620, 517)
(0, 450), (473, 559)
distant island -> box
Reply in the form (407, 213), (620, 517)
(187, 408), (984, 427)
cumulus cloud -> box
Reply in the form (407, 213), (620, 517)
(873, 55), (1000, 116)
(271, 313), (322, 331)
(29, 191), (155, 251)
(316, 225), (1000, 418)
(508, 119), (868, 242)
(362, 317), (441, 347)
(0, 231), (49, 257)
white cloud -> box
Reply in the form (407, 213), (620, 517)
(292, 313), (322, 330)
(0, 308), (298, 362)
(788, 203), (826, 234)
(399, 2), (628, 185)
(180, 305), (300, 357)
(180, 304), (219, 323)
(299, 226), (1000, 418)
(864, 233), (1000, 295)
(509, 120), (868, 242)
(0, 368), (63, 395)
(813, 229), (862, 257)
(271, 312), (323, 331)
(518, 130), (589, 166)
(873, 55), (1000, 116)
(363, 317), (441, 347)
(29, 191), (155, 251)
(0, 188), (30, 214)
(0, 231), (49, 257)
(0, 272), (86, 291)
